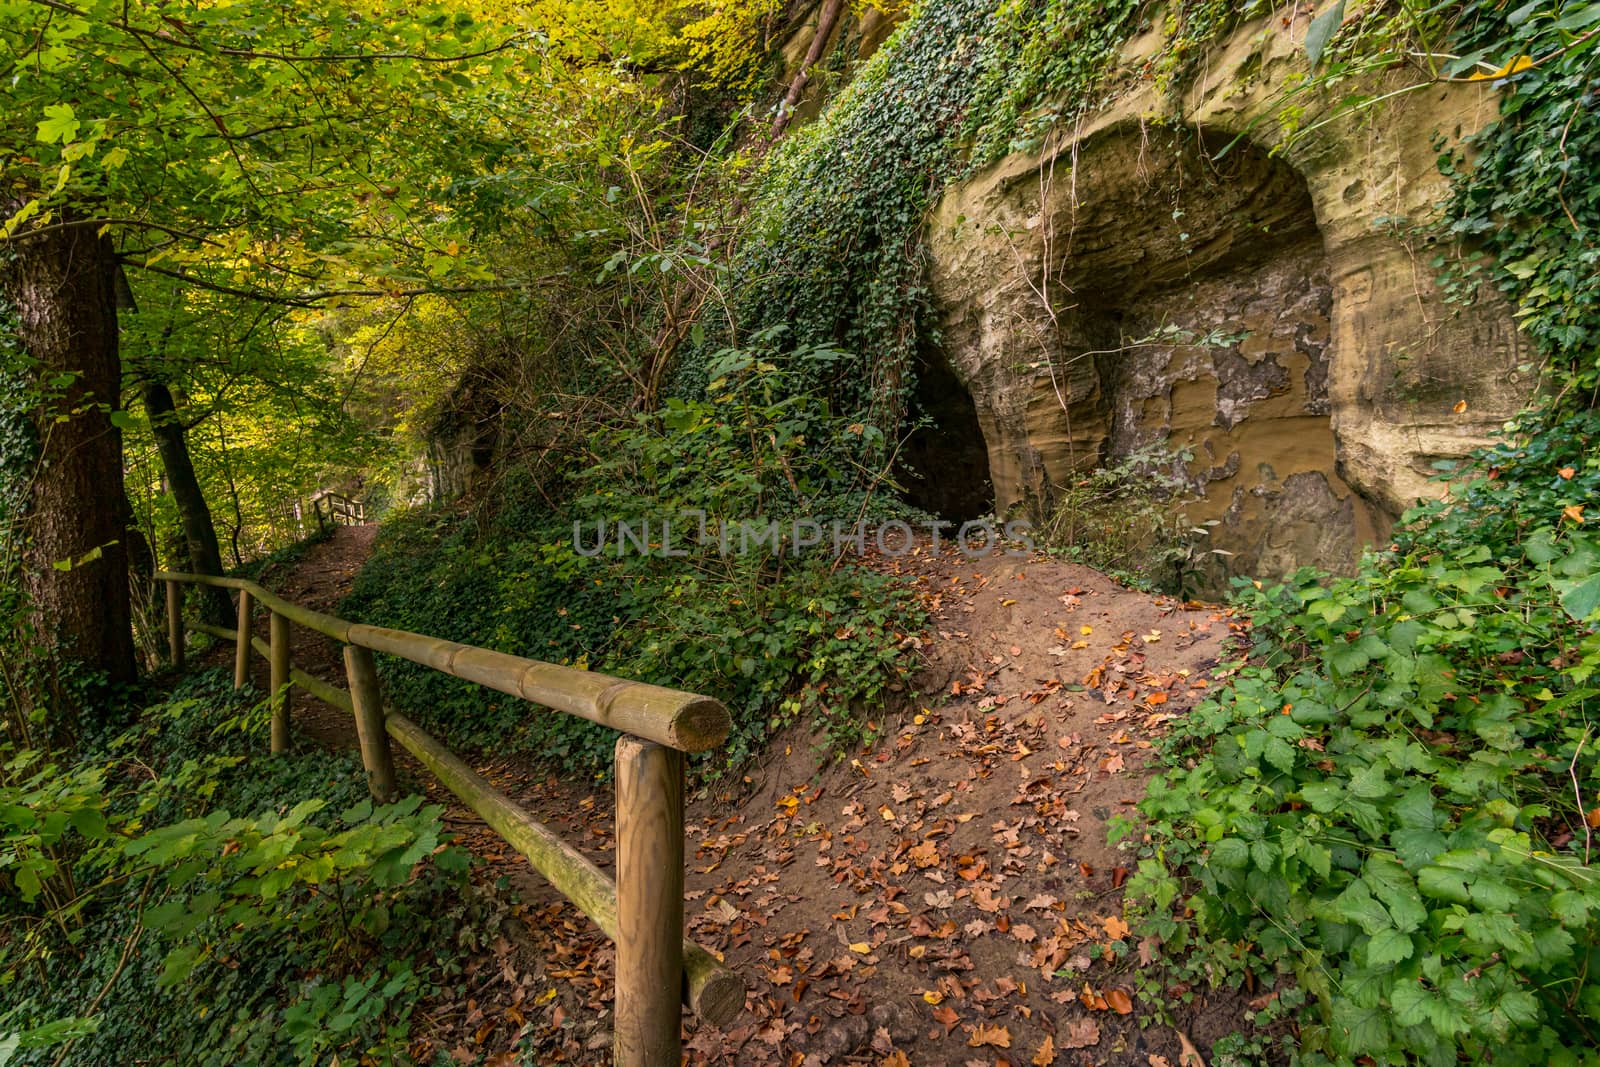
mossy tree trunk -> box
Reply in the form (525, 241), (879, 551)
(1, 211), (137, 733)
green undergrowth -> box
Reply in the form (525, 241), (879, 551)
(2, 668), (491, 1066)
(1122, 2), (1600, 1063)
(343, 352), (926, 779)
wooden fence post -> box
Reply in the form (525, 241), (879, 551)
(614, 736), (685, 1067)
(343, 644), (397, 802)
(270, 611), (291, 753)
(234, 589), (253, 690)
(165, 579), (184, 667)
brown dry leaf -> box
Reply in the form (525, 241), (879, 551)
(881, 1052), (911, 1067)
(1559, 466), (1576, 480)
(1012, 922), (1039, 943)
(1103, 914), (1131, 941)
(1032, 1034), (1057, 1065)
(1586, 807), (1600, 829)
(1060, 1017), (1100, 1049)
(1565, 504), (1585, 523)
(1177, 1030), (1208, 1067)
(932, 1005), (960, 1035)
(1106, 988), (1134, 1015)
(967, 1023), (1012, 1049)
(1149, 1057), (1173, 1067)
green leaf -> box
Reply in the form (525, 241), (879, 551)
(36, 103), (80, 144)
(1263, 736), (1297, 773)
(1347, 761), (1390, 799)
(1304, 0), (1346, 70)
(1210, 837), (1249, 868)
(1417, 864), (1471, 905)
(1334, 880), (1392, 935)
(1557, 572), (1600, 621)
(1366, 928), (1413, 967)
(1301, 781), (1343, 812)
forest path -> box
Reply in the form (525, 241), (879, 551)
(242, 528), (1255, 1066)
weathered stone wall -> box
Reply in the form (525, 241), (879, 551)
(927, 5), (1531, 584)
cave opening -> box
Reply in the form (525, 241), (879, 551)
(897, 346), (994, 521)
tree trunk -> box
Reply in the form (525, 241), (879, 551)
(141, 378), (232, 625)
(1, 213), (137, 706)
(769, 0), (845, 140)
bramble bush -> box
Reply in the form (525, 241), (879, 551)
(1122, 1), (1600, 1061)
(1126, 418), (1600, 1063)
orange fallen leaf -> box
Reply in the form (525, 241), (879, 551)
(967, 1023), (1012, 1049)
(1559, 466), (1576, 480)
(1107, 988), (1134, 1014)
(1032, 1034), (1058, 1065)
(1453, 399), (1469, 414)
(881, 1052), (911, 1067)
(1586, 807), (1600, 829)
(1564, 505), (1585, 523)
(1103, 914), (1131, 941)
(932, 1005), (959, 1035)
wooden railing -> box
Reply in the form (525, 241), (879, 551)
(158, 571), (743, 1065)
(311, 491), (367, 528)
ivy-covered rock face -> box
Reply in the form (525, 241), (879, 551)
(928, 8), (1532, 584)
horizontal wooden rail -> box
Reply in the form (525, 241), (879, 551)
(159, 573), (726, 752)
(165, 571), (742, 1063)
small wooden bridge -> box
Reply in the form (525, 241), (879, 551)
(158, 569), (744, 1067)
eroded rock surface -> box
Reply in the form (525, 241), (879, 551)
(928, 5), (1530, 586)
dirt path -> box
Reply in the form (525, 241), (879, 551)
(240, 529), (1251, 1066)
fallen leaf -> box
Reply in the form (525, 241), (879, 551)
(1103, 915), (1131, 941)
(1559, 466), (1576, 479)
(1032, 1034), (1057, 1065)
(967, 1023), (1012, 1049)
(1453, 399), (1469, 413)
(1106, 988), (1134, 1014)
(1060, 1017), (1100, 1049)
(1177, 1030), (1208, 1067)
(1564, 504), (1585, 523)
(1080, 625), (1093, 636)
(849, 942), (871, 954)
(932, 1005), (960, 1035)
